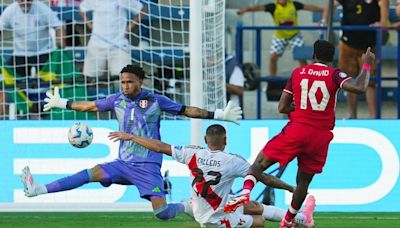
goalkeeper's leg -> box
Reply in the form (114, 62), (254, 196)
(21, 164), (114, 197)
(21, 166), (96, 197)
(151, 196), (185, 220)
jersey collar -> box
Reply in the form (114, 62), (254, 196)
(313, 62), (328, 67)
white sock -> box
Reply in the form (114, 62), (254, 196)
(34, 183), (48, 195)
(293, 212), (307, 225)
(262, 205), (286, 222)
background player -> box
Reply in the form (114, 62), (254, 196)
(21, 64), (242, 221)
(224, 40), (375, 228)
(109, 124), (316, 227)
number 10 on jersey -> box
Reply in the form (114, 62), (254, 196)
(300, 79), (330, 111)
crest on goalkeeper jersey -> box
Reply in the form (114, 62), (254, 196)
(139, 100), (148, 109)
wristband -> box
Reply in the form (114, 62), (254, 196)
(66, 100), (73, 110)
(362, 64), (371, 71)
(206, 111), (214, 119)
(213, 109), (224, 119)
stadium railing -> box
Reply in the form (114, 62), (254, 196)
(0, 47), (187, 64)
(236, 24), (400, 119)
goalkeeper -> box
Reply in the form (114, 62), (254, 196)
(21, 64), (242, 221)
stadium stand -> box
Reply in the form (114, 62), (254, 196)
(291, 8), (400, 102)
(293, 7), (399, 61)
(0, 5), (189, 21)
(0, 5), (189, 63)
(0, 3), (191, 120)
(235, 6), (400, 119)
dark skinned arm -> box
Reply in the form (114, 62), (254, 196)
(278, 92), (294, 114)
(342, 47), (375, 93)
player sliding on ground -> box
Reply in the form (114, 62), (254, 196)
(224, 40), (375, 228)
(108, 124), (316, 227)
(20, 64), (242, 221)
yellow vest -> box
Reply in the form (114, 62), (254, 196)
(273, 0), (299, 39)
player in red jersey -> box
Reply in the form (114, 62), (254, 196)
(224, 40), (375, 228)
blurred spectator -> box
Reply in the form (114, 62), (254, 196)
(323, 0), (389, 119)
(51, 0), (83, 46)
(79, 0), (146, 82)
(0, 0), (65, 77)
(397, 0), (400, 16)
(394, 0), (400, 26)
(51, 0), (82, 7)
(0, 0), (65, 119)
(237, 0), (322, 76)
(225, 55), (245, 109)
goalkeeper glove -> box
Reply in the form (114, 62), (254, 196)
(43, 87), (69, 111)
(214, 101), (243, 125)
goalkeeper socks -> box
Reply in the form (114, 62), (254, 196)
(154, 203), (185, 220)
(32, 183), (48, 195)
(46, 169), (90, 193)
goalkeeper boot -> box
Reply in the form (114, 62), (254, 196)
(302, 194), (316, 228)
(223, 193), (250, 213)
(21, 166), (46, 197)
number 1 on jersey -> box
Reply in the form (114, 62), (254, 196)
(300, 79), (330, 111)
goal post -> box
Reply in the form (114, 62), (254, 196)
(190, 0), (226, 145)
(189, 0), (203, 146)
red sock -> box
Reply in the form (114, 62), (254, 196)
(243, 175), (257, 193)
(284, 202), (299, 223)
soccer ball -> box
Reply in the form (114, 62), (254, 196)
(68, 123), (93, 148)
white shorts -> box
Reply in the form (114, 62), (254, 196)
(201, 207), (253, 228)
(83, 42), (131, 77)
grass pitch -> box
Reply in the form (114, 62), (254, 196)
(0, 212), (399, 227)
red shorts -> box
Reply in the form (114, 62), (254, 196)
(262, 122), (334, 174)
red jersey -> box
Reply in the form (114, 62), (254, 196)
(284, 63), (352, 130)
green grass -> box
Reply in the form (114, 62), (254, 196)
(0, 212), (399, 227)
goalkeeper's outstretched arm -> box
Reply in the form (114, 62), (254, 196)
(108, 132), (172, 156)
(181, 101), (243, 125)
(43, 87), (99, 112)
(67, 101), (98, 112)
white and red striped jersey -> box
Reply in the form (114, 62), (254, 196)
(171, 145), (250, 225)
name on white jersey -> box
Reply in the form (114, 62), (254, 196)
(197, 157), (221, 167)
